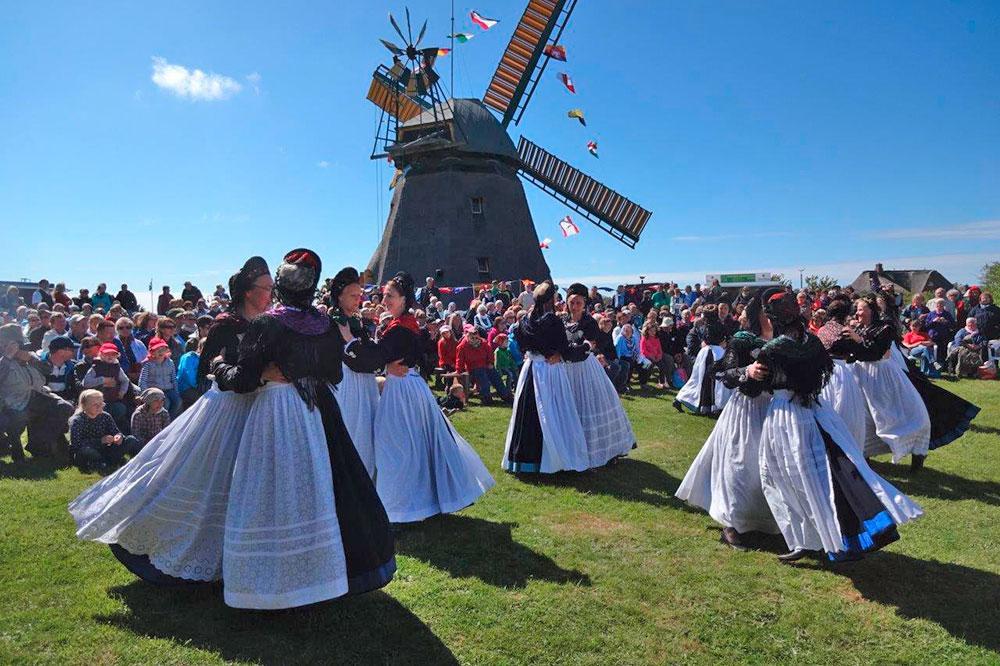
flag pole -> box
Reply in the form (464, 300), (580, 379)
(450, 0), (455, 95)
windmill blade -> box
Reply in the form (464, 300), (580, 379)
(380, 38), (405, 56)
(388, 12), (407, 43)
(415, 19), (427, 45)
(405, 7), (413, 44)
(366, 65), (432, 121)
(516, 136), (652, 248)
(482, 0), (578, 128)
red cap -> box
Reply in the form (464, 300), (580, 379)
(98, 343), (120, 356)
(148, 338), (168, 353)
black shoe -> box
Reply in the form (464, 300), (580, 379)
(672, 400), (684, 414)
(910, 454), (926, 472)
(720, 527), (747, 551)
(777, 548), (815, 563)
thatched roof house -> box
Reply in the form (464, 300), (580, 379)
(849, 264), (953, 295)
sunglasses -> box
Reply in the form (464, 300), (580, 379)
(162, 324), (176, 329)
(117, 325), (133, 330)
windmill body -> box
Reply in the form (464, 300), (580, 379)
(368, 99), (551, 287)
(365, 1), (652, 290)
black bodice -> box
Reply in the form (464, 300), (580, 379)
(757, 332), (833, 405)
(519, 312), (588, 361)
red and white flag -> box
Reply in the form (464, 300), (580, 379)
(470, 11), (498, 30)
(586, 140), (598, 158)
(540, 238), (552, 249)
(559, 215), (580, 237)
(543, 44), (567, 61)
(557, 72), (576, 94)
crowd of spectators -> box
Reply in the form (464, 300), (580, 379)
(3, 271), (997, 472)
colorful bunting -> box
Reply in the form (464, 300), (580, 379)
(557, 72), (576, 93)
(559, 215), (580, 237)
(540, 238), (552, 249)
(543, 44), (567, 61)
(449, 32), (474, 43)
(586, 140), (599, 158)
(567, 109), (586, 126)
(470, 11), (499, 30)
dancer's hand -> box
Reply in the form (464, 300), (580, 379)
(386, 360), (409, 377)
(841, 328), (862, 343)
(262, 363), (288, 383)
(545, 353), (563, 364)
(747, 361), (769, 381)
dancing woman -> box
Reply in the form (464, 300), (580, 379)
(212, 249), (394, 609)
(757, 293), (922, 562)
(342, 272), (494, 523)
(814, 298), (867, 452)
(328, 267), (379, 478)
(673, 306), (733, 415)
(503, 281), (591, 473)
(564, 283), (636, 467)
(676, 293), (778, 549)
(69, 256), (274, 585)
(845, 296), (931, 469)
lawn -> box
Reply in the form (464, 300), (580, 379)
(1, 379), (998, 665)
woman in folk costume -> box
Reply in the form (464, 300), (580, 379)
(563, 283), (636, 467)
(676, 291), (779, 550)
(757, 292), (922, 562)
(328, 267), (379, 478)
(845, 295), (931, 471)
(673, 305), (733, 415)
(503, 281), (591, 474)
(342, 272), (493, 523)
(69, 256), (276, 586)
(814, 297), (867, 453)
(212, 249), (394, 609)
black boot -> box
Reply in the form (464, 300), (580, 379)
(910, 454), (926, 473)
(672, 400), (684, 414)
(720, 527), (747, 551)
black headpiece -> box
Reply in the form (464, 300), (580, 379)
(532, 281), (556, 315)
(228, 256), (270, 311)
(387, 271), (417, 311)
(275, 248), (321, 309)
(329, 266), (360, 304)
(566, 283), (588, 300)
(826, 297), (850, 323)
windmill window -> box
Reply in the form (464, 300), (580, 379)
(476, 257), (491, 275)
(470, 196), (484, 215)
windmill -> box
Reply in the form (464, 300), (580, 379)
(364, 0), (653, 290)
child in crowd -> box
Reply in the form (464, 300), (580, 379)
(131, 387), (170, 447)
(493, 333), (518, 392)
(176, 337), (204, 409)
(42, 336), (79, 401)
(82, 343), (132, 434)
(437, 383), (467, 417)
(69, 389), (140, 473)
(139, 338), (181, 417)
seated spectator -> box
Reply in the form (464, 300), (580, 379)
(808, 309), (827, 335)
(181, 281), (204, 305)
(27, 310), (50, 351)
(493, 333), (518, 391)
(73, 288), (90, 309)
(32, 279), (53, 307)
(486, 317), (508, 351)
(42, 336), (80, 401)
(69, 389), (141, 473)
(82, 342), (131, 434)
(41, 311), (69, 352)
(969, 291), (1000, 341)
(594, 315), (628, 392)
(131, 387), (171, 447)
(925, 299), (956, 366)
(437, 383), (467, 416)
(91, 283), (113, 312)
(74, 336), (101, 383)
(95, 319), (116, 346)
(473, 304), (492, 331)
(134, 312), (158, 344)
(615, 322), (649, 387)
(640, 320), (673, 388)
(3, 286), (22, 312)
(67, 314), (88, 353)
(901, 294), (929, 325)
(154, 317), (184, 363)
(0, 323), (74, 460)
(455, 325), (513, 405)
(213, 284), (230, 303)
(114, 317), (148, 382)
(177, 337), (206, 409)
(156, 286), (173, 315)
(52, 282), (72, 308)
(901, 319), (936, 375)
(139, 338), (181, 417)
(948, 318), (986, 377)
(87, 313), (104, 336)
(436, 325), (458, 372)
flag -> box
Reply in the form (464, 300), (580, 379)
(389, 168), (403, 189)
(148, 279), (153, 291)
(543, 44), (567, 61)
(521, 279), (536, 289)
(567, 108), (586, 126)
(557, 72), (576, 93)
(586, 140), (598, 158)
(470, 11), (498, 30)
(540, 238), (552, 249)
(437, 48), (451, 56)
(559, 215), (580, 237)
(449, 32), (474, 43)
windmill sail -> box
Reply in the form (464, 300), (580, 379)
(482, 0), (578, 128)
(517, 137), (652, 248)
(366, 65), (433, 121)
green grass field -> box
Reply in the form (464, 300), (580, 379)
(1, 379), (998, 665)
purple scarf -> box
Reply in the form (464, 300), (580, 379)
(269, 304), (330, 336)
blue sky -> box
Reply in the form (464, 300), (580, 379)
(2, 0), (998, 300)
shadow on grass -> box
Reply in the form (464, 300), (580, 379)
(805, 553), (1000, 654)
(868, 460), (1000, 506)
(0, 455), (67, 480)
(516, 457), (699, 514)
(396, 514), (590, 588)
(969, 423), (1000, 436)
(98, 584), (457, 665)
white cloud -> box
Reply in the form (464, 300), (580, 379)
(317, 160), (331, 168)
(245, 71), (262, 95)
(151, 56), (243, 101)
(870, 219), (1000, 240)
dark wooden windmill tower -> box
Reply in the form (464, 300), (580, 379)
(364, 1), (653, 287)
